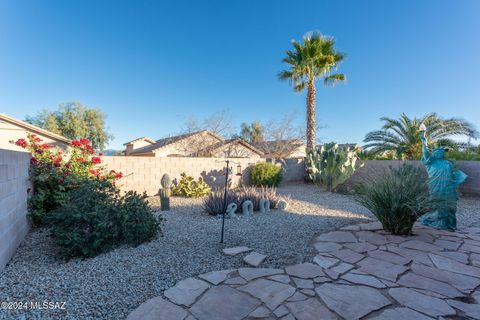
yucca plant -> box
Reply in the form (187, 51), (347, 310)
(353, 164), (448, 235)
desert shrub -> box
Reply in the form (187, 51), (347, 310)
(306, 142), (362, 191)
(13, 134), (122, 226)
(250, 162), (283, 187)
(48, 179), (160, 260)
(202, 190), (238, 215)
(172, 173), (211, 197)
(202, 186), (284, 215)
(353, 164), (444, 235)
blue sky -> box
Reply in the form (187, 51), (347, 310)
(1, 0), (479, 150)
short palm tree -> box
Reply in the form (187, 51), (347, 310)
(364, 113), (478, 159)
(279, 31), (345, 150)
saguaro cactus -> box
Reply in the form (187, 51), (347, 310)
(159, 174), (172, 211)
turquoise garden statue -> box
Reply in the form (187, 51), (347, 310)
(419, 126), (467, 230)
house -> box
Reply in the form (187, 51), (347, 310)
(0, 113), (71, 151)
(253, 139), (306, 159)
(124, 130), (264, 158)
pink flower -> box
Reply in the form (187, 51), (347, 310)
(15, 138), (28, 148)
(91, 156), (101, 164)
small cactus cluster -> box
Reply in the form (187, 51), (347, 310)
(159, 174), (172, 211)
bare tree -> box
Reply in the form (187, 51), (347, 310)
(181, 110), (234, 137)
(256, 112), (306, 159)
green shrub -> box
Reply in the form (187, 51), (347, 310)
(48, 179), (160, 260)
(353, 164), (443, 235)
(306, 142), (362, 191)
(202, 186), (284, 215)
(171, 173), (211, 197)
(250, 162), (283, 187)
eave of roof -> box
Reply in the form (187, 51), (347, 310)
(123, 136), (156, 146)
(0, 113), (71, 144)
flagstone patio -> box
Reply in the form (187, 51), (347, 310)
(127, 222), (480, 320)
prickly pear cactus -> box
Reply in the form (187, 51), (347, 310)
(159, 174), (172, 211)
(306, 142), (363, 191)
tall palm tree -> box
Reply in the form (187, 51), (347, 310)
(278, 31), (345, 150)
(364, 113), (478, 159)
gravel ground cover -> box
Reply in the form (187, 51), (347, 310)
(0, 183), (478, 320)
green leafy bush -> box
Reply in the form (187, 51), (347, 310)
(202, 186), (284, 215)
(353, 164), (443, 235)
(171, 173), (211, 197)
(306, 142), (362, 191)
(250, 162), (283, 187)
(48, 179), (160, 260)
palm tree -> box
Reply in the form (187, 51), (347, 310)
(279, 31), (345, 150)
(364, 113), (478, 159)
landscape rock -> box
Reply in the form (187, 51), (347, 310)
(316, 283), (390, 319)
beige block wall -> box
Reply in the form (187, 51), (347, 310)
(0, 149), (30, 271)
(102, 156), (265, 196)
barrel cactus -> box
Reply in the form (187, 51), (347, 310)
(306, 142), (363, 191)
(159, 174), (172, 211)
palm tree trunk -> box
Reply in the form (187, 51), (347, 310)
(306, 79), (316, 150)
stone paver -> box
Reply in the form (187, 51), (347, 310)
(128, 223), (480, 320)
(198, 269), (233, 285)
(190, 285), (260, 320)
(285, 263), (325, 278)
(238, 278), (295, 310)
(447, 299), (480, 319)
(330, 248), (365, 264)
(286, 298), (337, 320)
(341, 271), (386, 288)
(397, 272), (463, 298)
(238, 267), (284, 281)
(357, 257), (408, 281)
(222, 246), (252, 256)
(316, 283), (390, 319)
(429, 253), (480, 277)
(126, 297), (189, 320)
(313, 255), (339, 268)
(313, 242), (342, 253)
(371, 307), (433, 320)
(164, 278), (210, 306)
(243, 252), (267, 267)
(388, 287), (455, 317)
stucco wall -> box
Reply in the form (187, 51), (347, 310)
(102, 156), (266, 196)
(0, 149), (30, 271)
(282, 159), (480, 196)
(0, 119), (68, 151)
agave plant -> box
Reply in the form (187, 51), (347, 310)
(363, 113), (478, 160)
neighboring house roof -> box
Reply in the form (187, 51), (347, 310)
(123, 136), (156, 146)
(253, 139), (305, 155)
(127, 130), (224, 155)
(201, 139), (264, 157)
(0, 113), (71, 144)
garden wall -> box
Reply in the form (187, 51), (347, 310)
(0, 149), (30, 271)
(281, 159), (480, 196)
(102, 156), (268, 196)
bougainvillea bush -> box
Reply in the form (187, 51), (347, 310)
(14, 134), (122, 226)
